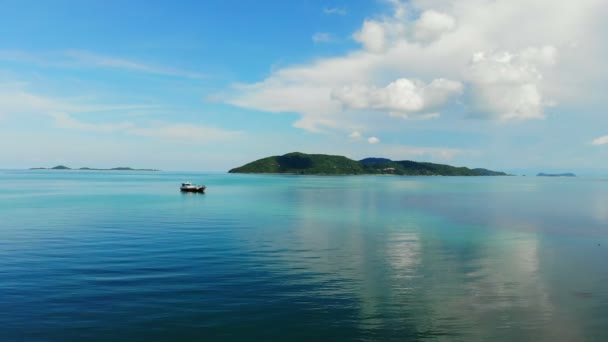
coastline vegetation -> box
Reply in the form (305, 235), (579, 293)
(229, 152), (507, 176)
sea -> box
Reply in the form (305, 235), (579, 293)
(1, 170), (608, 341)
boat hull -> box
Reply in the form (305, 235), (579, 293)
(180, 187), (206, 193)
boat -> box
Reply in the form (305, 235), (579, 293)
(180, 182), (206, 193)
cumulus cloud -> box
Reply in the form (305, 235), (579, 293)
(226, 0), (607, 133)
(368, 136), (380, 144)
(467, 46), (557, 120)
(348, 131), (383, 145)
(353, 20), (390, 53)
(229, 81), (341, 132)
(332, 78), (462, 117)
(413, 10), (456, 43)
(592, 136), (608, 145)
(353, 8), (457, 51)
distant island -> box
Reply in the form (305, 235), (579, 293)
(30, 165), (160, 171)
(537, 172), (576, 177)
(229, 152), (507, 176)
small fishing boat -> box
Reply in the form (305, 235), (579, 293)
(180, 182), (206, 193)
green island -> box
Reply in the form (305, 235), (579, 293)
(229, 152), (507, 176)
(30, 165), (160, 171)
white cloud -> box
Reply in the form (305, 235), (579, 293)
(0, 84), (155, 117)
(390, 112), (440, 120)
(349, 131), (362, 139)
(226, 0), (608, 133)
(0, 88), (71, 116)
(0, 50), (206, 79)
(63, 50), (207, 79)
(385, 0), (409, 20)
(364, 143), (471, 161)
(467, 47), (556, 120)
(323, 7), (346, 15)
(332, 77), (462, 116)
(592, 135), (608, 146)
(322, 140), (472, 162)
(228, 80), (344, 132)
(414, 10), (456, 43)
(348, 131), (384, 145)
(353, 20), (389, 53)
(312, 32), (333, 43)
(52, 113), (134, 133)
(51, 113), (242, 143)
(129, 123), (242, 143)
(0, 84), (239, 143)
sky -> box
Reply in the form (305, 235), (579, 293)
(1, 0), (608, 174)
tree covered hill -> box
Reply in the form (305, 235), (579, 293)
(229, 152), (507, 176)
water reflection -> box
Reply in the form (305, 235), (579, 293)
(3, 172), (608, 340)
(592, 191), (608, 224)
(238, 177), (608, 340)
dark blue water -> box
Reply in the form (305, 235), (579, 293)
(1, 170), (608, 341)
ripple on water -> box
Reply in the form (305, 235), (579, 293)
(2, 172), (608, 340)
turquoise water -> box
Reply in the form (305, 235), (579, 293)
(1, 170), (608, 341)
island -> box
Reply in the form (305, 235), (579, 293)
(228, 152), (507, 176)
(30, 165), (160, 171)
(537, 172), (576, 177)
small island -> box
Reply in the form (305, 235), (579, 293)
(229, 152), (507, 176)
(30, 165), (160, 171)
(537, 172), (576, 177)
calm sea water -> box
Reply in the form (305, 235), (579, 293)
(1, 170), (608, 341)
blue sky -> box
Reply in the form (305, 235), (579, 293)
(1, 0), (608, 174)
